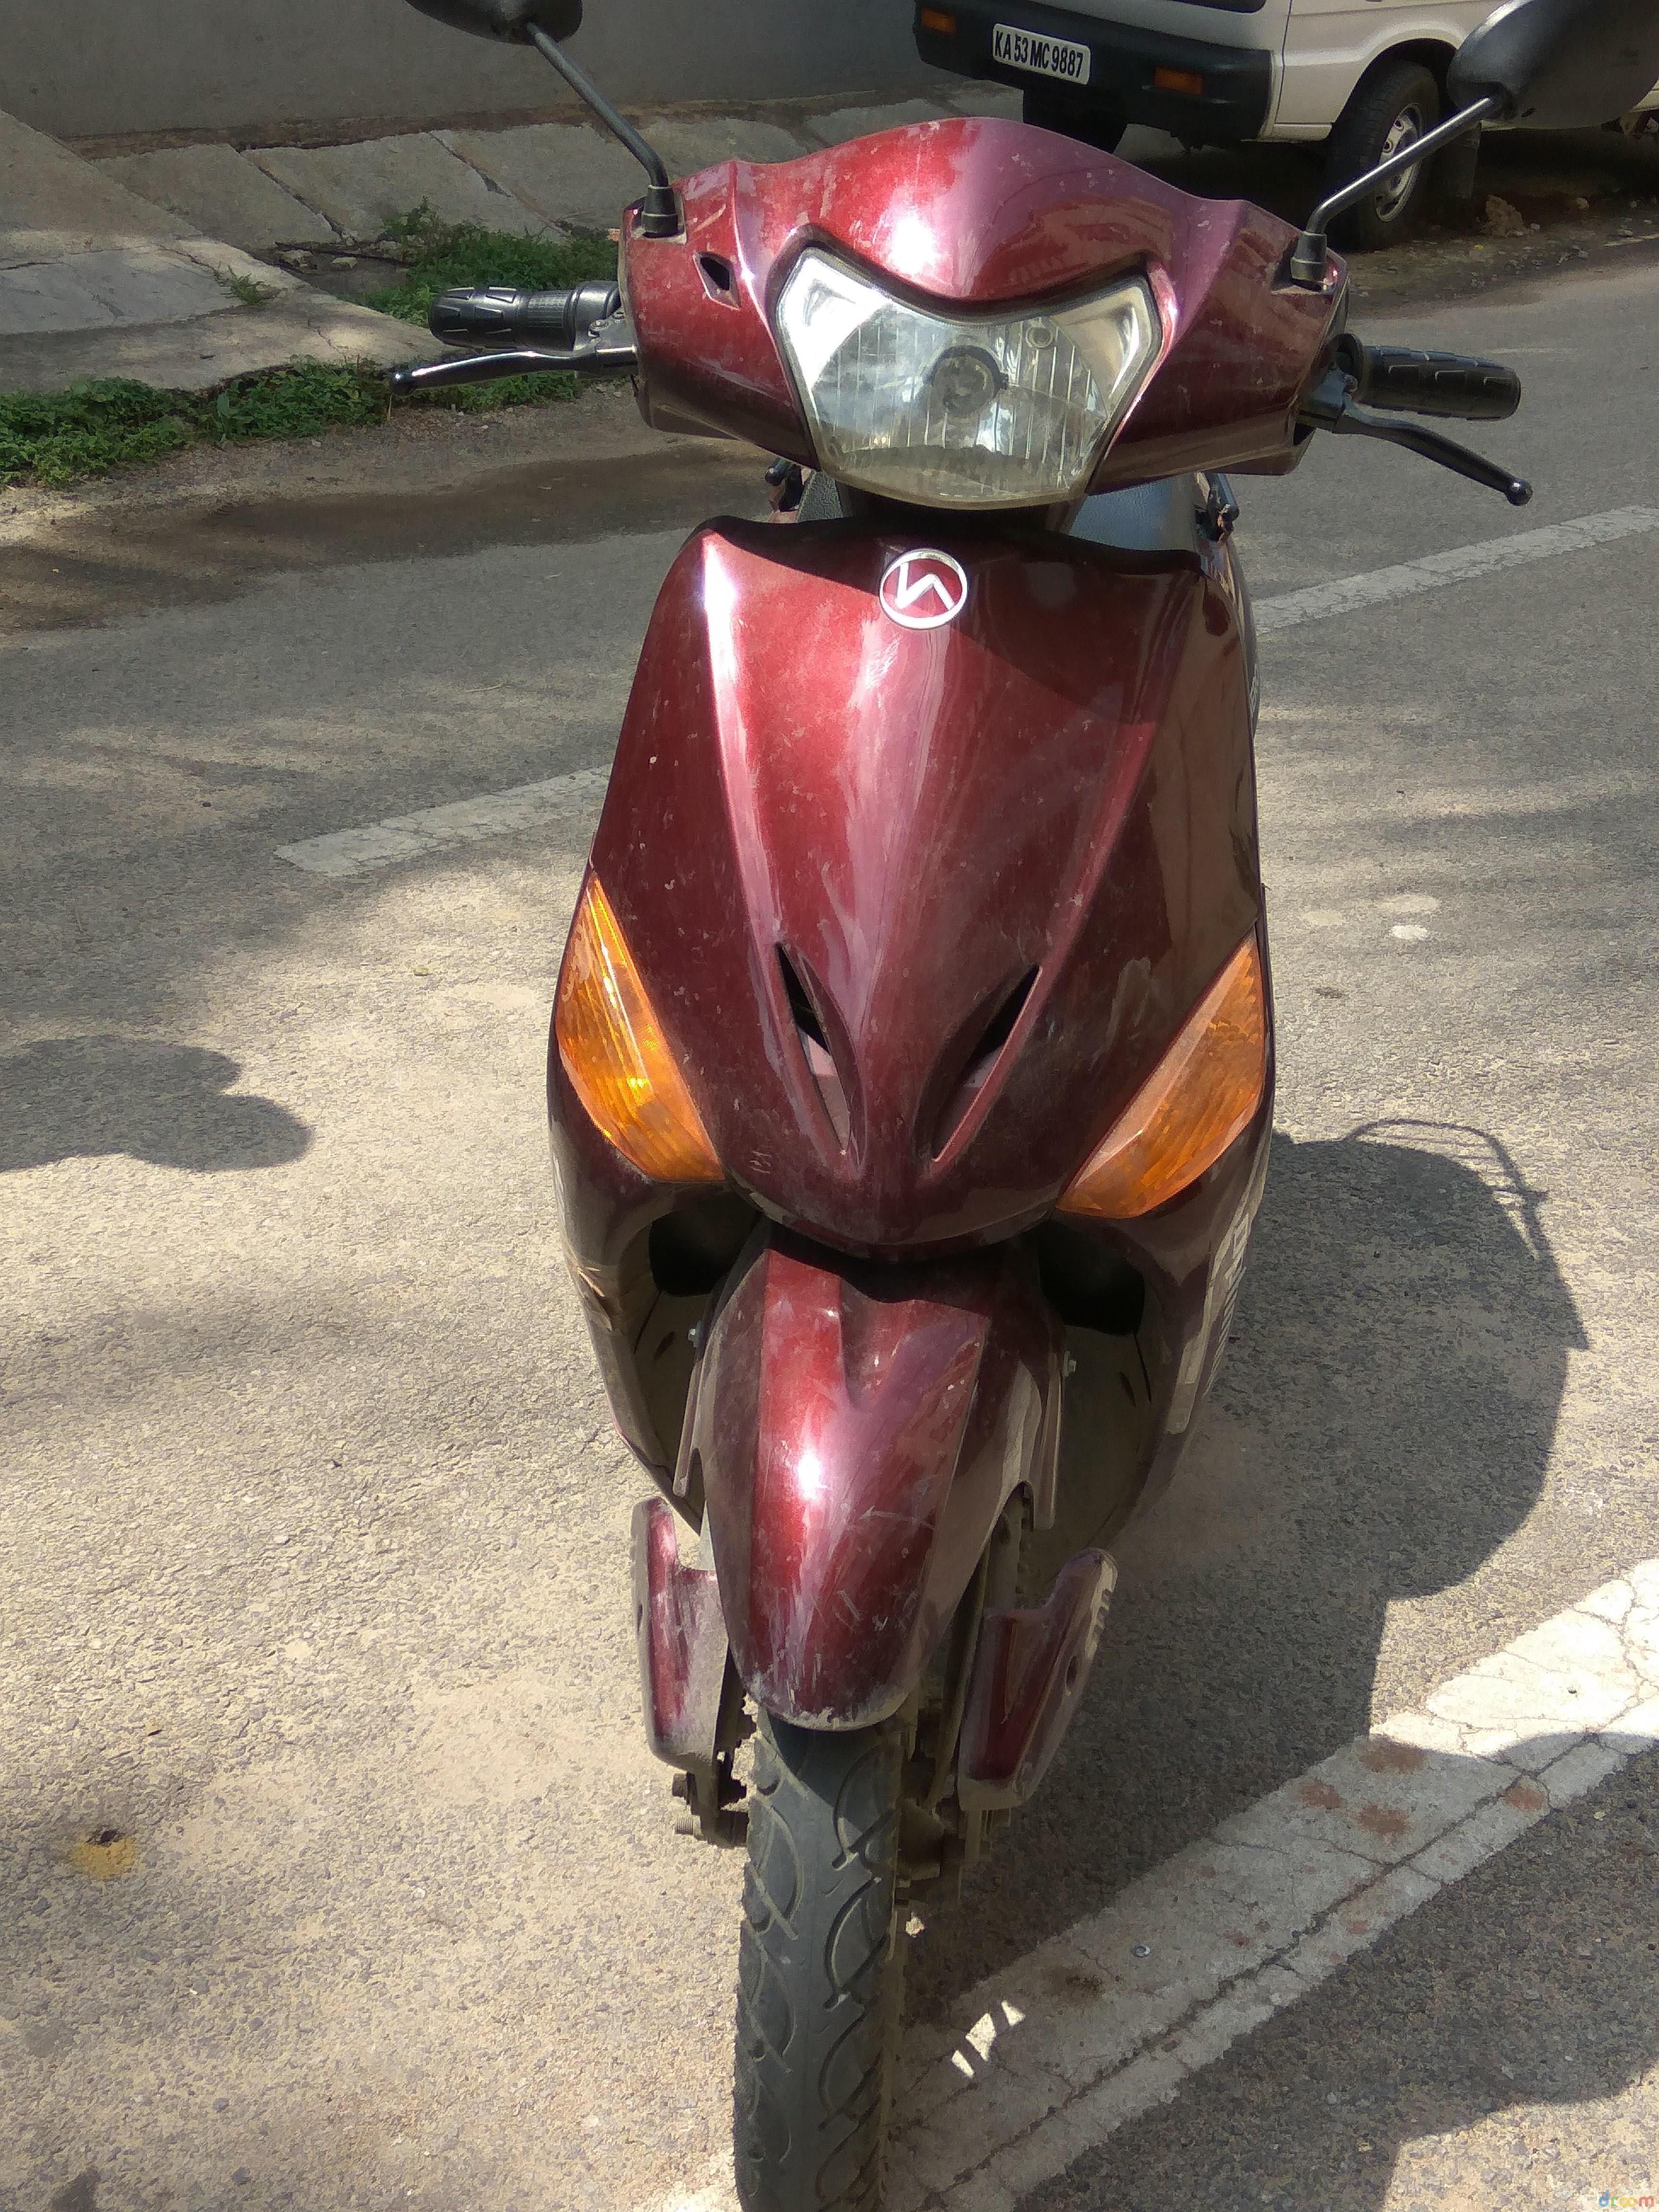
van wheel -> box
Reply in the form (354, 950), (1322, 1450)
(1022, 87), (1127, 154)
(1323, 60), (1440, 251)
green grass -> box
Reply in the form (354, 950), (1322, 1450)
(0, 210), (622, 490)
(223, 270), (279, 307)
(367, 204), (618, 328)
(0, 367), (391, 490)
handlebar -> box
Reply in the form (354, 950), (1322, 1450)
(387, 283), (637, 396)
(427, 280), (621, 349)
(1332, 337), (1521, 424)
(1299, 350), (1530, 506)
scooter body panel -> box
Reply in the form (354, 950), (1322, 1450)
(579, 515), (1259, 1251)
(624, 116), (1340, 489)
(548, 503), (1274, 1573)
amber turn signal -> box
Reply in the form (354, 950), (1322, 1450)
(1059, 937), (1265, 1220)
(919, 8), (957, 30)
(556, 874), (722, 1185)
(1153, 65), (1204, 97)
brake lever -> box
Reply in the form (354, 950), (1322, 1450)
(1300, 368), (1532, 506)
(389, 349), (571, 395)
(387, 311), (639, 397)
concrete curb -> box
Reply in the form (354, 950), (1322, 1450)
(1, 106), (423, 395)
(1, 292), (422, 396)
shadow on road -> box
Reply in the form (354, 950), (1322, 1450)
(0, 1037), (310, 1174)
(909, 1118), (1587, 2012)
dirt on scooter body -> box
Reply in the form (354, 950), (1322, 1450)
(392, 1), (1657, 2202)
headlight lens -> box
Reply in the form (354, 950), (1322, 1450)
(774, 249), (1159, 508)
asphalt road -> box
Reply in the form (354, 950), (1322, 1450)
(2, 248), (1657, 2212)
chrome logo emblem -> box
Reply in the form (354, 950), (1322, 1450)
(878, 549), (969, 630)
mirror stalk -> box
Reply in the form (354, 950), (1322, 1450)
(1286, 92), (1503, 288)
(526, 25), (682, 237)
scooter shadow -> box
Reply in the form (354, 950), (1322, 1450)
(907, 1119), (1587, 2016)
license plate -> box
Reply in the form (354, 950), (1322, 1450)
(992, 23), (1092, 87)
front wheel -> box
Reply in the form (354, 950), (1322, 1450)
(1324, 60), (1440, 251)
(733, 1715), (905, 2212)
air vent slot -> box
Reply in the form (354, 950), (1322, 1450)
(929, 967), (1038, 1159)
(778, 947), (851, 1148)
(696, 253), (736, 302)
(973, 968), (1036, 1061)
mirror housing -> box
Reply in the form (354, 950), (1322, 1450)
(403, 0), (581, 42)
(1448, 0), (1659, 126)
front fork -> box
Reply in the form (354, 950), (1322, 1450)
(632, 1482), (1116, 1889)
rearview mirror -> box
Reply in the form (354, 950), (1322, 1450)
(1449, 0), (1659, 126)
(403, 0), (582, 42)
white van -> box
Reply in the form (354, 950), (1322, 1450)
(915, 0), (1659, 247)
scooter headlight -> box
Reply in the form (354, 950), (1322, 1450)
(774, 250), (1160, 508)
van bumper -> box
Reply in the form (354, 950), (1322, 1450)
(914, 1), (1273, 145)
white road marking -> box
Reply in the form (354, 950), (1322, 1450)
(647, 1560), (1659, 2212)
(274, 767), (609, 878)
(1253, 503), (1659, 634)
(277, 506), (1659, 877)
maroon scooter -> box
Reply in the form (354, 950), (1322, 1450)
(393, 1), (1654, 2201)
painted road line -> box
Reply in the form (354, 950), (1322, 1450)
(274, 766), (609, 878)
(279, 507), (1659, 877)
(647, 1559), (1659, 2212)
(1253, 503), (1659, 634)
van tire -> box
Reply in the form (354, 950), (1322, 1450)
(1323, 59), (1440, 251)
(1022, 87), (1127, 155)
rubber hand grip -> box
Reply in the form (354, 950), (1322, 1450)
(428, 280), (621, 349)
(1338, 339), (1521, 423)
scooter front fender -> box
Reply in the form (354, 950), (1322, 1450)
(686, 1232), (1062, 1729)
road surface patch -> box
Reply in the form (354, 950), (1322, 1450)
(645, 1559), (1659, 2212)
(1251, 504), (1659, 634)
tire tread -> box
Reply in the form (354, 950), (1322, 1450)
(1325, 57), (1441, 250)
(733, 1716), (902, 2212)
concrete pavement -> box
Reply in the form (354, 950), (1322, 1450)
(92, 85), (1032, 252)
(0, 108), (417, 394)
(1, 243), (1657, 2212)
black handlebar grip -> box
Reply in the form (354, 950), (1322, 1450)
(428, 279), (622, 349)
(1336, 338), (1522, 423)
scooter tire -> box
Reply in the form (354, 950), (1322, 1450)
(733, 1712), (905, 2212)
